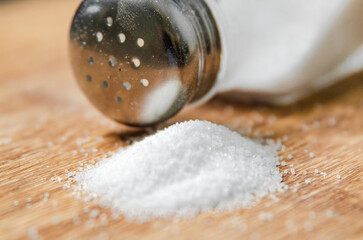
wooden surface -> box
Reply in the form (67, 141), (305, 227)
(1, 0), (363, 239)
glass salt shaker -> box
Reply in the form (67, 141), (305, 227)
(70, 0), (363, 126)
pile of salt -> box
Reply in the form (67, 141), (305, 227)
(75, 120), (283, 222)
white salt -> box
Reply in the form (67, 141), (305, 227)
(305, 178), (312, 184)
(27, 227), (38, 240)
(75, 120), (283, 222)
(328, 118), (337, 126)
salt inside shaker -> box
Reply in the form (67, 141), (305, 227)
(70, 0), (363, 126)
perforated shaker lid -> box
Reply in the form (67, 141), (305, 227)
(70, 0), (221, 126)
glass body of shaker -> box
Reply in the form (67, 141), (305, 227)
(202, 0), (363, 104)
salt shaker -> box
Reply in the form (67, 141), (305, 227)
(70, 0), (363, 126)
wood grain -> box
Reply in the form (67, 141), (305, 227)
(0, 0), (362, 239)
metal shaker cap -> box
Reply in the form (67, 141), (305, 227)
(70, 0), (221, 126)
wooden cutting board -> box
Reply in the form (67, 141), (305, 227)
(0, 0), (362, 239)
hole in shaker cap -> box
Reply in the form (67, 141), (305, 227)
(106, 17), (113, 27)
(137, 38), (145, 48)
(131, 57), (141, 69)
(102, 81), (109, 88)
(116, 96), (122, 104)
(124, 82), (131, 91)
(109, 57), (116, 67)
(141, 79), (149, 87)
(86, 75), (92, 82)
(96, 32), (103, 42)
(118, 33), (126, 43)
(88, 57), (94, 65)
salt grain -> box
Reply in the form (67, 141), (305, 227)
(328, 118), (337, 126)
(75, 120), (283, 222)
(258, 212), (274, 222)
(90, 209), (100, 219)
(326, 210), (334, 218)
(309, 211), (316, 219)
(27, 227), (38, 240)
(305, 178), (312, 184)
(304, 222), (314, 232)
(2, 138), (12, 145)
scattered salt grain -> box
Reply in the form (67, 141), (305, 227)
(258, 212), (274, 222)
(304, 222), (314, 232)
(12, 200), (19, 206)
(328, 118), (337, 126)
(285, 220), (294, 230)
(107, 151), (114, 156)
(288, 154), (293, 160)
(281, 161), (287, 166)
(314, 169), (319, 174)
(52, 201), (58, 208)
(305, 179), (312, 184)
(291, 168), (296, 175)
(72, 215), (81, 225)
(27, 227), (38, 240)
(304, 170), (308, 175)
(309, 211), (316, 219)
(43, 192), (50, 200)
(89, 209), (100, 219)
(281, 145), (286, 152)
(337, 175), (342, 180)
(302, 124), (309, 131)
(100, 213), (109, 226)
(75, 120), (283, 222)
(52, 216), (61, 225)
(2, 138), (12, 145)
(326, 210), (334, 218)
(309, 152), (315, 158)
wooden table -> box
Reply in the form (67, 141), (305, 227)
(1, 0), (362, 239)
